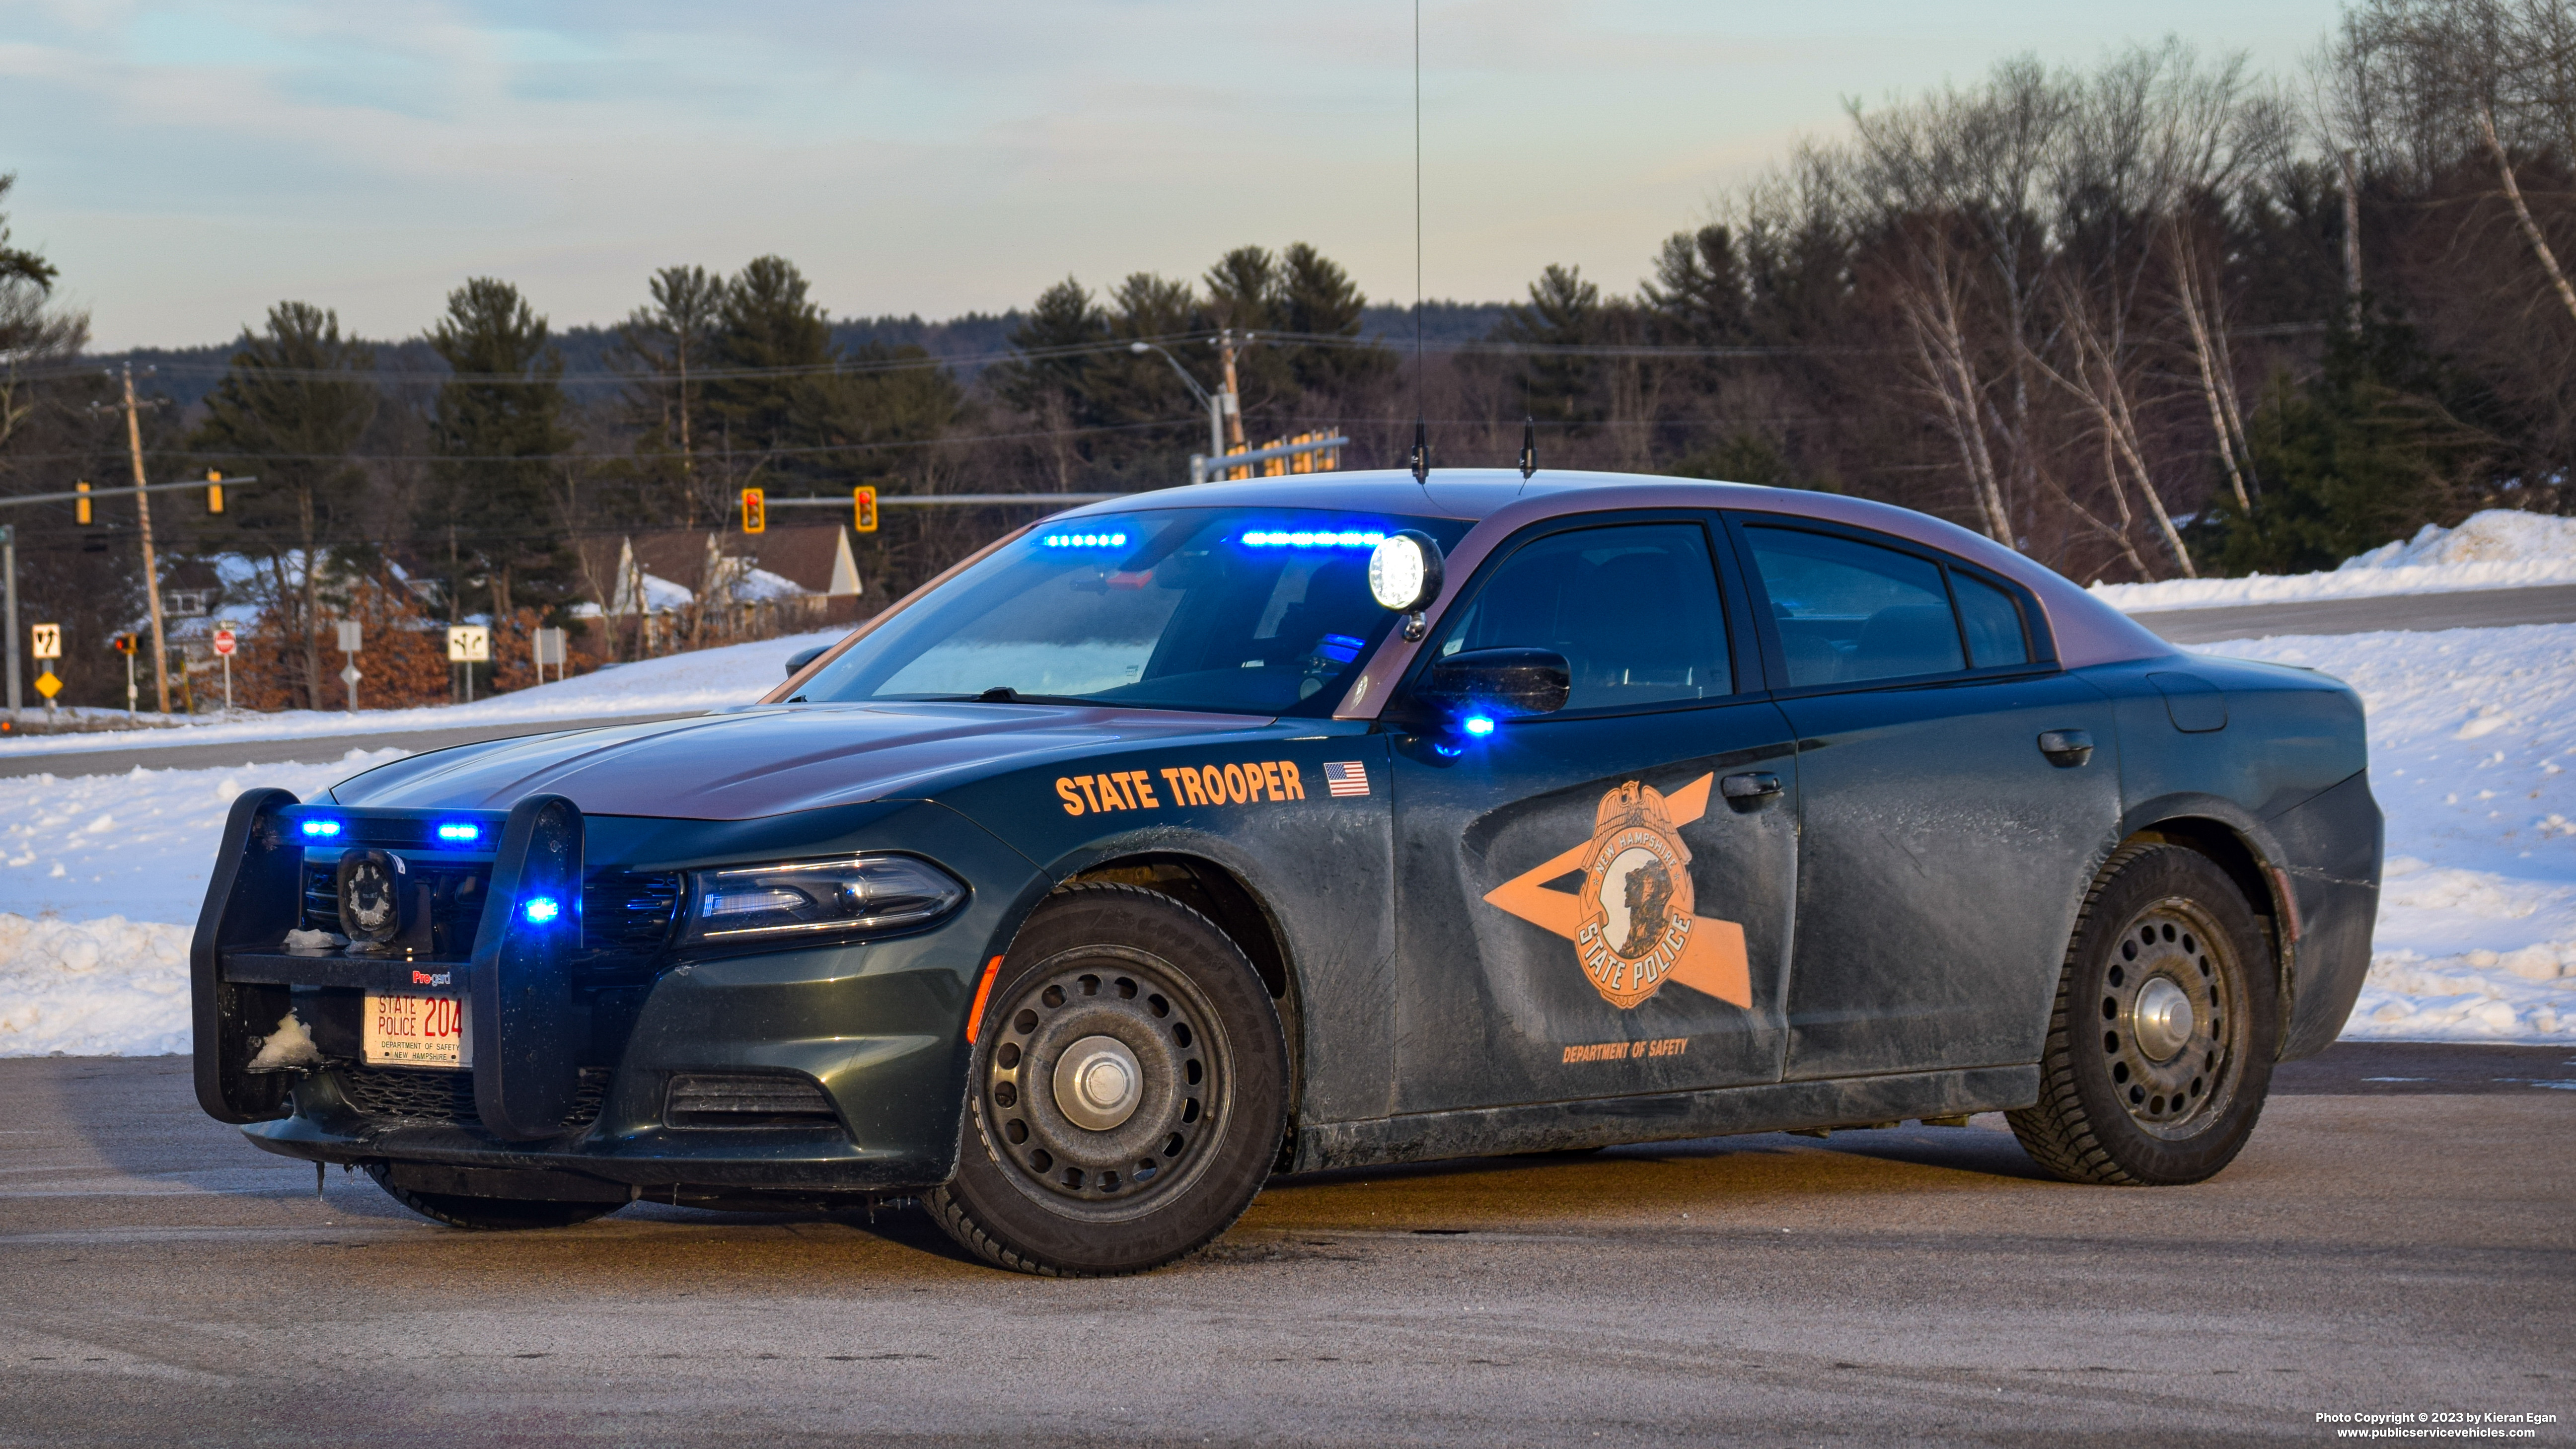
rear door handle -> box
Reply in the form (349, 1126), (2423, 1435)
(1720, 771), (1783, 800)
(2037, 729), (2095, 767)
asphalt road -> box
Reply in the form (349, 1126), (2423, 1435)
(0, 712), (707, 780)
(2, 1043), (2568, 1447)
(2126, 582), (2576, 644)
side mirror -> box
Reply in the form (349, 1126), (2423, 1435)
(1415, 648), (1571, 722)
(784, 645), (828, 678)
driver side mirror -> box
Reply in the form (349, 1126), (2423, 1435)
(1414, 647), (1571, 721)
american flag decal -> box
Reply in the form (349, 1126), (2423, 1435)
(1322, 761), (1370, 797)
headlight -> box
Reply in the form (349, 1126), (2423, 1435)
(679, 854), (966, 943)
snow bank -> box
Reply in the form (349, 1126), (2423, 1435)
(2093, 509), (2576, 613)
(2197, 623), (2576, 1042)
(0, 916), (192, 1056)
(0, 627), (844, 763)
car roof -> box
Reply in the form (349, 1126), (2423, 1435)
(1056, 469), (2173, 679)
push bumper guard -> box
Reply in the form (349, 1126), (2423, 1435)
(192, 788), (589, 1141)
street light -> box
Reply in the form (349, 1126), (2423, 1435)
(1130, 341), (1231, 484)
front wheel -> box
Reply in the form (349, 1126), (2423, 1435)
(2008, 843), (2279, 1187)
(925, 883), (1289, 1276)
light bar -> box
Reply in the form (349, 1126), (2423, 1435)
(521, 895), (562, 925)
(1239, 529), (1386, 549)
(435, 822), (482, 844)
(299, 818), (342, 838)
(1040, 531), (1129, 549)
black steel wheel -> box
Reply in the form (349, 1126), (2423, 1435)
(2009, 843), (2279, 1186)
(925, 883), (1288, 1276)
(364, 1162), (620, 1231)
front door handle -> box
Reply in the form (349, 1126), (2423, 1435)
(1720, 771), (1783, 801)
(2038, 729), (2095, 767)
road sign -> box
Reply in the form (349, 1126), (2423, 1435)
(447, 625), (490, 663)
(854, 485), (878, 534)
(337, 620), (362, 653)
(31, 623), (60, 660)
(741, 487), (766, 535)
(33, 670), (59, 700)
(340, 664), (362, 686)
(212, 627), (236, 657)
(532, 627), (566, 666)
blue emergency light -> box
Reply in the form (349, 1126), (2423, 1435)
(435, 822), (482, 844)
(520, 895), (562, 925)
(1041, 532), (1129, 549)
(1239, 529), (1385, 549)
(299, 818), (342, 839)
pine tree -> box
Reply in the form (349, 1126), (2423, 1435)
(1275, 242), (1392, 395)
(1496, 264), (1606, 430)
(191, 302), (376, 710)
(423, 278), (574, 628)
(615, 265), (724, 526)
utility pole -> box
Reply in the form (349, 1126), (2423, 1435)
(116, 364), (172, 715)
(2338, 149), (2364, 328)
(1, 526), (17, 721)
(1217, 329), (1248, 450)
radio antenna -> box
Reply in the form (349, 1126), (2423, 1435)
(1407, 0), (1429, 487)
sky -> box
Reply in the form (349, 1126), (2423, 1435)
(3, 0), (2351, 351)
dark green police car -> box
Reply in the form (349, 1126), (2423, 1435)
(191, 471), (2381, 1274)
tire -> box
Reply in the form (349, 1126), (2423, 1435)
(2009, 842), (2279, 1186)
(924, 883), (1289, 1276)
(365, 1162), (621, 1231)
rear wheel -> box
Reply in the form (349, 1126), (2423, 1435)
(2009, 843), (2278, 1186)
(925, 883), (1289, 1276)
(364, 1162), (620, 1231)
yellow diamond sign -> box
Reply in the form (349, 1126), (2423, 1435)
(33, 670), (61, 700)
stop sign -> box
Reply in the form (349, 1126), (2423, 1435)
(212, 628), (236, 657)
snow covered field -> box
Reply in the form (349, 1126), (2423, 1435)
(0, 628), (842, 761)
(1, 622), (2570, 1055)
(2091, 509), (2576, 612)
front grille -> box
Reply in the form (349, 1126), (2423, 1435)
(664, 1072), (841, 1129)
(334, 1065), (612, 1129)
(582, 873), (683, 962)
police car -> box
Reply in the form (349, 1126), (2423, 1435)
(191, 472), (2381, 1275)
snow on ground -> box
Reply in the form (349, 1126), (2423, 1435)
(0, 628), (841, 761)
(2, 624), (2569, 1054)
(2195, 623), (2576, 1042)
(2092, 509), (2576, 613)
(0, 751), (405, 1056)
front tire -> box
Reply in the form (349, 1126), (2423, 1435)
(365, 1162), (620, 1230)
(925, 883), (1289, 1276)
(2009, 843), (2279, 1186)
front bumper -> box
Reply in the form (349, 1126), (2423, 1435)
(195, 791), (1050, 1196)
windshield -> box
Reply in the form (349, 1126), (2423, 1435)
(796, 507), (1474, 716)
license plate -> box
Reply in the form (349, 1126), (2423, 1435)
(363, 994), (468, 1069)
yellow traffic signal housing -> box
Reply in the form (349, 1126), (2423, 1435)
(111, 632), (136, 654)
(207, 470), (224, 514)
(75, 481), (91, 525)
(740, 487), (766, 534)
(853, 485), (878, 534)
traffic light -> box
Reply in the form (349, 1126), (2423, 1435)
(853, 485), (878, 534)
(110, 632), (137, 655)
(206, 470), (223, 514)
(75, 481), (91, 525)
(740, 487), (765, 535)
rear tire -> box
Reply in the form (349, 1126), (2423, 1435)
(2009, 843), (2278, 1186)
(925, 883), (1289, 1276)
(365, 1162), (620, 1230)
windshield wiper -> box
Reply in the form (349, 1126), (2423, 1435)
(891, 688), (1100, 706)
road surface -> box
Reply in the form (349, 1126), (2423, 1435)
(2, 1042), (2567, 1446)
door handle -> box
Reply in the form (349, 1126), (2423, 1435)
(1720, 771), (1783, 801)
(2037, 729), (2095, 767)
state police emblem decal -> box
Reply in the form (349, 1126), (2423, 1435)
(1482, 773), (1753, 1012)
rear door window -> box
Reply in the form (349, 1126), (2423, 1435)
(1743, 528), (1963, 686)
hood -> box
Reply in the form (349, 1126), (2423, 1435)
(327, 703), (1273, 820)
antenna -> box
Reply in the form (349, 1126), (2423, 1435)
(1518, 416), (1537, 481)
(1408, 0), (1428, 489)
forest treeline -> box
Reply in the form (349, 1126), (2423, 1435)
(0, 0), (2568, 709)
